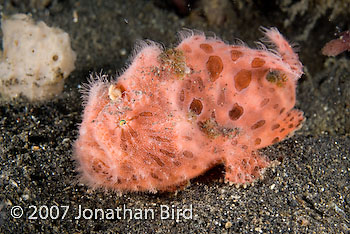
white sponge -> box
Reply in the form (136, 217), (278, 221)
(0, 14), (76, 101)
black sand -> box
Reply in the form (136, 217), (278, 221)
(0, 0), (349, 233)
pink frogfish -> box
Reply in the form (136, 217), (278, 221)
(74, 28), (304, 192)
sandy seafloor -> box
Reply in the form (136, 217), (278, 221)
(0, 0), (349, 233)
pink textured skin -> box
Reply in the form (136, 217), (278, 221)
(74, 28), (304, 192)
